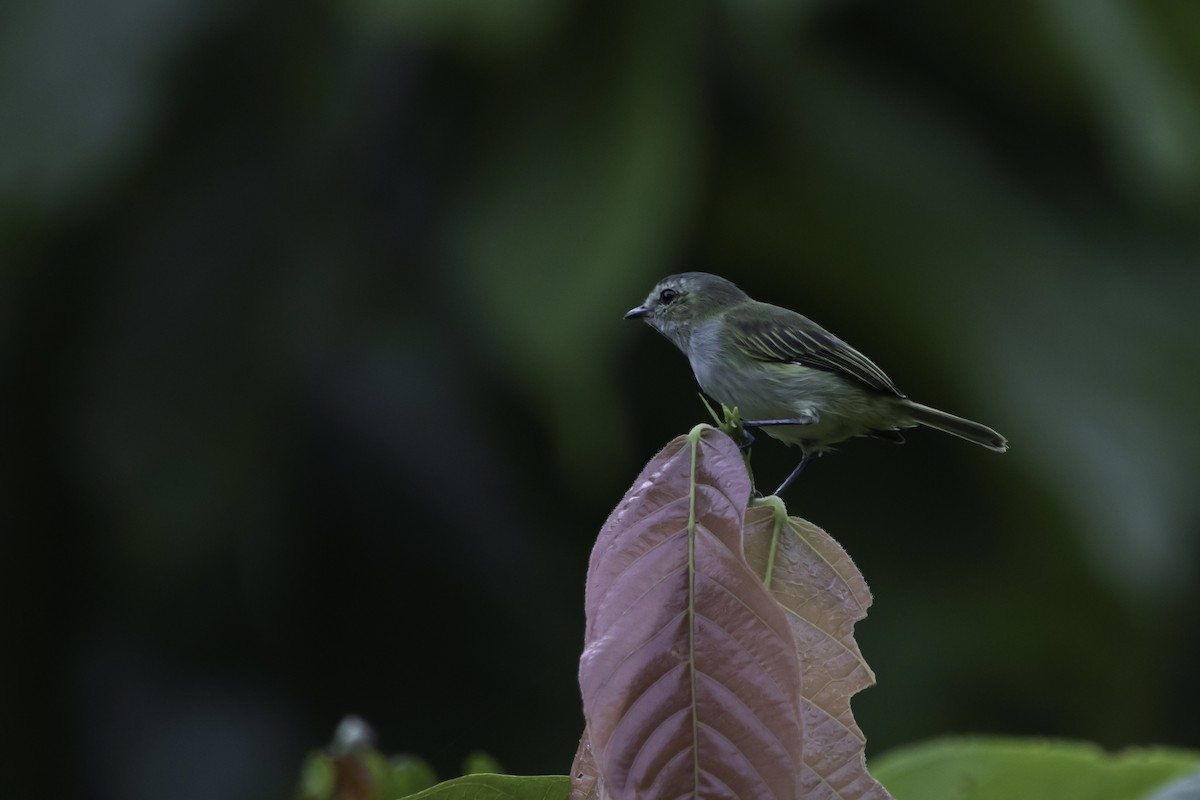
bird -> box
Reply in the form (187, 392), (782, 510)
(625, 272), (1007, 494)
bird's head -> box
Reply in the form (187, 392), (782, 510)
(624, 272), (749, 342)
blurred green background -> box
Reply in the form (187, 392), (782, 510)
(3, 0), (1199, 798)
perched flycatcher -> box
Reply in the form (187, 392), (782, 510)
(626, 272), (1006, 490)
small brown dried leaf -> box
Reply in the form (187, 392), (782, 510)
(568, 729), (604, 800)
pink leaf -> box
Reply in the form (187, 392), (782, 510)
(579, 426), (804, 800)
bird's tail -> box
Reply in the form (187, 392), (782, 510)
(902, 400), (1008, 452)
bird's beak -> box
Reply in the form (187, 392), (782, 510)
(624, 305), (649, 320)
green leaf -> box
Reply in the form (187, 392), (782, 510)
(462, 751), (504, 776)
(401, 774), (568, 800)
(382, 755), (440, 798)
(871, 738), (1200, 800)
(295, 753), (336, 800)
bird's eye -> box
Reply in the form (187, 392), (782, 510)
(659, 288), (680, 304)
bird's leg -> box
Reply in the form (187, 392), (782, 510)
(773, 453), (811, 496)
(743, 411), (818, 428)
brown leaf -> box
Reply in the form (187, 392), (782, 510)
(579, 426), (804, 800)
(568, 729), (605, 800)
(743, 498), (891, 800)
(330, 753), (377, 800)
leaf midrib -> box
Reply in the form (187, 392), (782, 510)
(687, 429), (700, 797)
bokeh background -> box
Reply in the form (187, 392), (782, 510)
(4, 0), (1200, 798)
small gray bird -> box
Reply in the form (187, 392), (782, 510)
(626, 272), (1007, 493)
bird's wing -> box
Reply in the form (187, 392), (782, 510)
(727, 306), (906, 397)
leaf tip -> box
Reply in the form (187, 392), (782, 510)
(686, 422), (715, 443)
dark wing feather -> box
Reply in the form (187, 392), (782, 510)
(728, 307), (906, 397)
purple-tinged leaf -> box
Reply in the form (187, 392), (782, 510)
(579, 426), (804, 800)
(744, 499), (891, 800)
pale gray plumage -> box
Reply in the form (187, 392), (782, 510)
(625, 272), (1007, 458)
